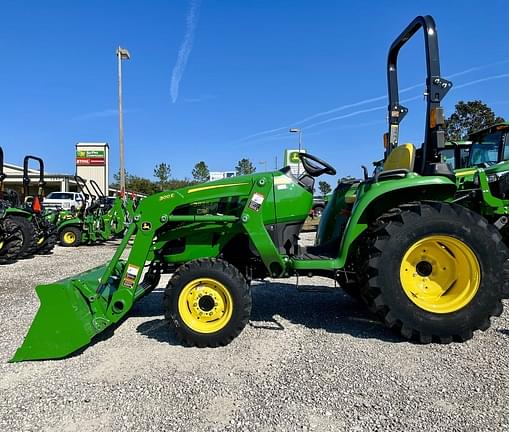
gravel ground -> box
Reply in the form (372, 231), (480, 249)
(1, 234), (509, 431)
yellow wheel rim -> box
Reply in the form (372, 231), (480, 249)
(0, 240), (4, 251)
(37, 236), (45, 245)
(63, 231), (76, 244)
(178, 278), (233, 333)
(400, 235), (480, 314)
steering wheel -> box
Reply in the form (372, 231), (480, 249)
(298, 152), (336, 177)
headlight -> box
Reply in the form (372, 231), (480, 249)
(487, 174), (498, 183)
(486, 171), (509, 183)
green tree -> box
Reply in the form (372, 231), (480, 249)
(192, 161), (210, 183)
(445, 100), (505, 140)
(110, 169), (131, 189)
(168, 178), (197, 189)
(235, 158), (256, 175)
(128, 175), (157, 195)
(318, 181), (332, 197)
(153, 163), (172, 190)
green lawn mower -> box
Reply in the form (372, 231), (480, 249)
(12, 15), (509, 362)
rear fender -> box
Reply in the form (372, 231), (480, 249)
(5, 207), (32, 219)
(337, 174), (456, 264)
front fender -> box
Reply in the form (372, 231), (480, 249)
(337, 173), (456, 264)
(57, 218), (83, 230)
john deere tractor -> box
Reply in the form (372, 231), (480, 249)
(55, 176), (130, 246)
(12, 16), (509, 362)
(451, 123), (509, 243)
(1, 153), (57, 258)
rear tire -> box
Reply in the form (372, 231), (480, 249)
(361, 201), (507, 343)
(0, 218), (23, 264)
(164, 258), (251, 347)
(6, 215), (37, 258)
(35, 220), (57, 254)
(59, 226), (82, 247)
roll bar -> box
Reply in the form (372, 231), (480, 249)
(74, 175), (95, 200)
(387, 15), (452, 174)
(23, 155), (46, 200)
(89, 179), (105, 198)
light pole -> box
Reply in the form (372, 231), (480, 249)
(116, 46), (130, 196)
(289, 128), (302, 174)
(259, 160), (267, 172)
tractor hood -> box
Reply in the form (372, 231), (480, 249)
(484, 160), (509, 176)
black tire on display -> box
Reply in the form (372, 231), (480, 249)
(5, 215), (37, 258)
(0, 218), (23, 264)
(36, 220), (58, 254)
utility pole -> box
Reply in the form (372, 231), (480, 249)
(116, 46), (130, 196)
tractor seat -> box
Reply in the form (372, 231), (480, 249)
(383, 143), (416, 171)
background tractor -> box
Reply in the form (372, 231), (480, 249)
(0, 152), (57, 259)
(53, 176), (133, 247)
(11, 15), (509, 362)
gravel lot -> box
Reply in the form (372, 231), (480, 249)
(1, 234), (509, 431)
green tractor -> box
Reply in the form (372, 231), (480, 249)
(87, 179), (130, 240)
(441, 140), (471, 171)
(1, 153), (57, 258)
(55, 176), (131, 247)
(11, 16), (509, 362)
(55, 175), (101, 247)
(451, 123), (509, 243)
(453, 123), (508, 185)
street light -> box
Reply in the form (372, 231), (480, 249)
(289, 128), (302, 174)
(116, 46), (130, 196)
(259, 160), (267, 172)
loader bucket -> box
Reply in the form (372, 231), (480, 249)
(10, 264), (119, 362)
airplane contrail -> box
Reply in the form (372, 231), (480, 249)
(234, 59), (509, 143)
(170, 0), (201, 103)
(240, 72), (509, 143)
(265, 72), (509, 132)
(453, 73), (509, 90)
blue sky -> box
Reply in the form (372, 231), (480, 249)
(1, 0), (508, 184)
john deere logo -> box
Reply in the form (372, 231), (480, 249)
(289, 152), (300, 163)
(141, 222), (152, 231)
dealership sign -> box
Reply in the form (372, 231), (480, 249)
(76, 150), (105, 166)
(284, 149), (305, 175)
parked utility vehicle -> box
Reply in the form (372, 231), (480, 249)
(43, 191), (85, 212)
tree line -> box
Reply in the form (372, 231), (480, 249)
(110, 158), (258, 195)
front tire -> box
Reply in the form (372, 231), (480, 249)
(361, 201), (507, 343)
(59, 226), (82, 247)
(164, 258), (252, 347)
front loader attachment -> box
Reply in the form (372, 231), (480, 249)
(10, 264), (124, 362)
(11, 219), (159, 362)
